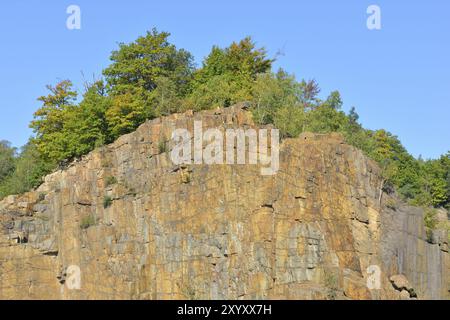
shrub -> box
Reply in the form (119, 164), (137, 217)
(385, 198), (397, 211)
(424, 208), (438, 243)
(80, 215), (96, 229)
(323, 269), (339, 300)
(158, 140), (168, 154)
(105, 176), (118, 187)
(38, 192), (46, 202)
(103, 195), (113, 209)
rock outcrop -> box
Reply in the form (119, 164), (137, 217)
(0, 104), (448, 300)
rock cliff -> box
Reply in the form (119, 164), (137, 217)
(0, 104), (448, 300)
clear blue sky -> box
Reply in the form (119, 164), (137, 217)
(0, 0), (448, 159)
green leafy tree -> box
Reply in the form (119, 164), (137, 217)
(194, 37), (272, 84)
(0, 141), (16, 183)
(188, 37), (273, 110)
(29, 80), (78, 163)
(416, 154), (450, 207)
(298, 79), (321, 110)
(152, 76), (183, 116)
(104, 28), (194, 94)
(0, 142), (54, 198)
(65, 80), (112, 156)
(273, 105), (306, 138)
(305, 107), (346, 133)
(322, 91), (343, 110)
(252, 69), (302, 125)
(103, 29), (194, 135)
(106, 87), (150, 138)
(185, 73), (252, 111)
(0, 31), (446, 212)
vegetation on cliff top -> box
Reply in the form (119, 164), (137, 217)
(0, 28), (448, 210)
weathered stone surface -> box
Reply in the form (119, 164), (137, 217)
(390, 275), (412, 292)
(0, 104), (448, 300)
(400, 290), (412, 300)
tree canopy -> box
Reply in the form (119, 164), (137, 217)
(0, 29), (448, 211)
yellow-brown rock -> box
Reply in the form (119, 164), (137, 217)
(0, 104), (448, 300)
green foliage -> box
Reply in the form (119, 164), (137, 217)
(249, 71), (449, 208)
(424, 208), (438, 242)
(105, 176), (118, 187)
(0, 142), (54, 199)
(194, 37), (272, 85)
(0, 141), (16, 182)
(103, 28), (194, 137)
(29, 80), (112, 165)
(323, 269), (339, 300)
(106, 86), (152, 138)
(385, 198), (398, 211)
(104, 28), (194, 95)
(252, 70), (303, 125)
(0, 29), (447, 211)
(38, 192), (46, 202)
(69, 80), (112, 150)
(185, 73), (252, 111)
(103, 195), (113, 209)
(158, 139), (168, 154)
(187, 37), (273, 110)
(424, 208), (438, 230)
(152, 77), (182, 116)
(80, 215), (97, 230)
(29, 80), (78, 163)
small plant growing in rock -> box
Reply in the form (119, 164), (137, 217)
(105, 176), (118, 187)
(128, 187), (137, 197)
(101, 158), (111, 168)
(385, 198), (397, 211)
(180, 170), (191, 184)
(158, 140), (168, 154)
(38, 192), (46, 202)
(80, 215), (97, 230)
(103, 196), (113, 209)
(179, 282), (197, 300)
(424, 208), (438, 243)
(324, 270), (339, 300)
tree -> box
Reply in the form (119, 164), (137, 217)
(299, 79), (321, 110)
(185, 73), (252, 111)
(65, 80), (112, 155)
(0, 141), (54, 199)
(0, 31), (445, 211)
(104, 28), (194, 94)
(106, 87), (149, 138)
(348, 107), (359, 124)
(30, 80), (78, 163)
(441, 152), (450, 208)
(306, 106), (347, 133)
(194, 37), (272, 84)
(188, 37), (273, 110)
(103, 28), (194, 135)
(417, 154), (450, 207)
(252, 69), (302, 125)
(273, 105), (306, 138)
(0, 140), (16, 183)
(323, 91), (343, 110)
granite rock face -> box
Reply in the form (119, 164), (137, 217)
(0, 104), (448, 300)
